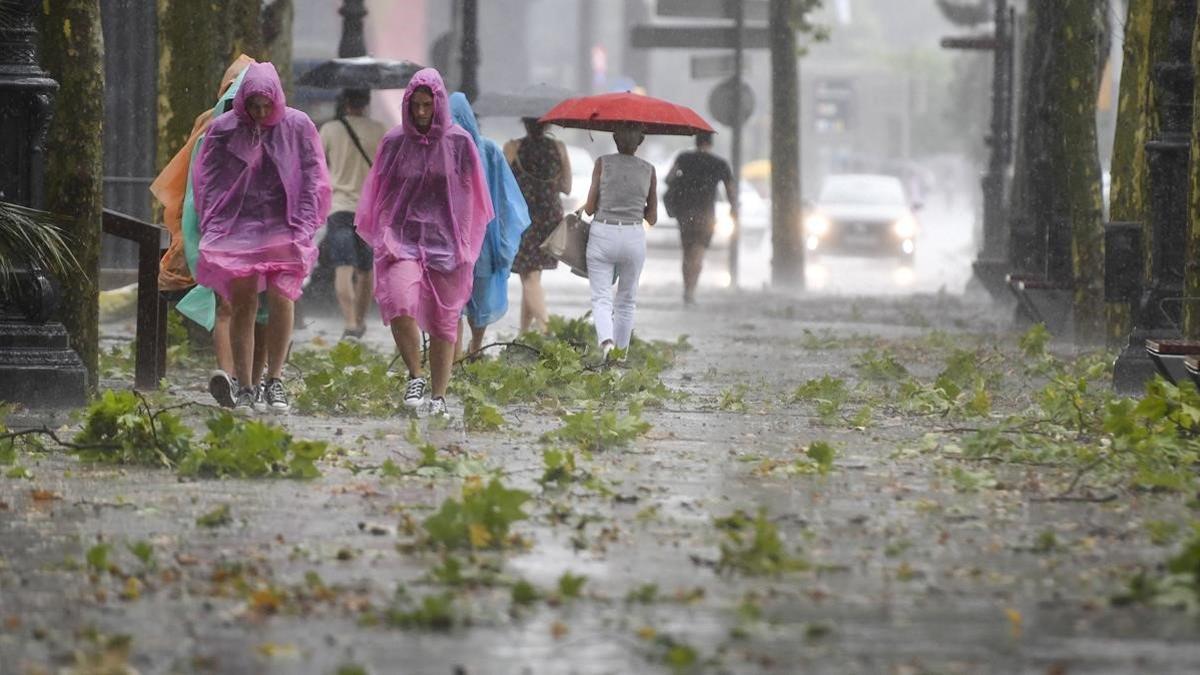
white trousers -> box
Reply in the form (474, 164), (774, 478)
(586, 222), (646, 349)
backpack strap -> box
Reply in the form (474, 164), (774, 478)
(338, 116), (372, 168)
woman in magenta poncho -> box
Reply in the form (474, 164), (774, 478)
(193, 62), (332, 412)
(355, 68), (493, 416)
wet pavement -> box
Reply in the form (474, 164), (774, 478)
(3, 234), (1200, 675)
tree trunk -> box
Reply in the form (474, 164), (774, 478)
(770, 0), (803, 287)
(36, 0), (104, 389)
(156, 0), (265, 174)
(262, 0), (294, 99)
(1054, 0), (1106, 341)
(1185, 8), (1200, 338)
(1009, 3), (1055, 275)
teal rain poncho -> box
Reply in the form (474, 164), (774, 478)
(449, 92), (530, 327)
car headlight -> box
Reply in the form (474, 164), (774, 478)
(893, 214), (918, 239)
(804, 213), (831, 237)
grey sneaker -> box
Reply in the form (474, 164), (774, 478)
(233, 386), (256, 410)
(209, 370), (236, 408)
(262, 378), (290, 413)
(403, 376), (427, 408)
(252, 381), (267, 412)
(427, 396), (448, 417)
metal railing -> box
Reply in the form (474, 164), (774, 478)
(101, 208), (167, 389)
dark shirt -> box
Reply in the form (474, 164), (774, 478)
(665, 150), (733, 221)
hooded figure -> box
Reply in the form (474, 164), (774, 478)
(152, 54), (255, 294)
(449, 92), (530, 329)
(355, 68), (493, 343)
(192, 62), (332, 303)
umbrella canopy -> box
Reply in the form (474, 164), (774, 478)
(296, 56), (423, 90)
(539, 92), (715, 136)
(473, 83), (576, 118)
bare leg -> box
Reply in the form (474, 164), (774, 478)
(469, 324), (486, 355)
(252, 321), (268, 385)
(455, 318), (466, 360)
(334, 266), (357, 331)
(390, 316), (423, 378)
(520, 270), (548, 333)
(214, 296), (234, 375)
(227, 277), (260, 386)
(264, 289), (294, 380)
(354, 270), (373, 330)
(683, 243), (706, 303)
(428, 336), (455, 399)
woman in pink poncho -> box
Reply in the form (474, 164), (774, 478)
(193, 62), (332, 412)
(356, 68), (492, 417)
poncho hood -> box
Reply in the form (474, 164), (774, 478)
(401, 68), (451, 141)
(449, 91), (482, 147)
(233, 62), (287, 128)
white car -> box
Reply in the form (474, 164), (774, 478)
(647, 180), (768, 250)
(803, 174), (920, 260)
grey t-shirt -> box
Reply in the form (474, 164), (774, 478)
(594, 154), (653, 224)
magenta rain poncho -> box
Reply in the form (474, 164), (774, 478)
(355, 68), (493, 342)
(192, 62), (332, 303)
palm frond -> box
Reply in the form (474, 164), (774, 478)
(0, 201), (82, 291)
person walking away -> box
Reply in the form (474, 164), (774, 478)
(150, 54), (269, 408)
(192, 62), (332, 412)
(355, 69), (493, 417)
(449, 93), (530, 356)
(505, 118), (571, 333)
(663, 132), (735, 305)
(583, 125), (657, 361)
(319, 89), (387, 341)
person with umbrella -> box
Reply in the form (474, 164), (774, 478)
(355, 69), (493, 417)
(449, 93), (530, 357)
(582, 123), (657, 361)
(192, 62), (332, 412)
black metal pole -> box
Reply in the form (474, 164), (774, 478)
(1113, 0), (1197, 393)
(728, 0), (744, 288)
(338, 0), (368, 58)
(460, 0), (479, 101)
(970, 0), (1012, 298)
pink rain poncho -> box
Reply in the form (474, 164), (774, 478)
(192, 62), (332, 303)
(355, 68), (493, 342)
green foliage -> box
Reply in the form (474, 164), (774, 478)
(336, 666), (370, 675)
(852, 348), (908, 382)
(715, 508), (809, 576)
(384, 588), (458, 631)
(792, 375), (850, 423)
(543, 404), (651, 453)
(85, 543), (111, 573)
(804, 441), (837, 474)
(1114, 524), (1200, 611)
(1019, 323), (1051, 358)
(196, 504), (232, 528)
(718, 384), (749, 412)
(178, 411), (327, 479)
(556, 571), (587, 599)
(511, 579), (540, 606)
(291, 342), (409, 417)
(539, 448), (579, 487)
(73, 390), (192, 468)
(99, 343), (134, 378)
(423, 478), (531, 550)
(461, 389), (506, 431)
(650, 634), (701, 673)
(625, 583), (659, 604)
(127, 540), (155, 569)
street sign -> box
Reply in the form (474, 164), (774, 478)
(690, 53), (746, 79)
(630, 25), (769, 50)
(709, 76), (755, 127)
(656, 0), (769, 23)
(940, 36), (999, 51)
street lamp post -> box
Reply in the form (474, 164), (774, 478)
(338, 0), (368, 58)
(1112, 0), (1197, 393)
(0, 0), (87, 408)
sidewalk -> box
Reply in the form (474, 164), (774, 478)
(6, 281), (1200, 674)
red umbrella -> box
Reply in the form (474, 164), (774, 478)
(538, 92), (715, 136)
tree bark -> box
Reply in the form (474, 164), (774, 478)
(1009, 2), (1055, 275)
(770, 0), (803, 287)
(262, 0), (294, 99)
(36, 0), (104, 388)
(1056, 0), (1106, 341)
(156, 0), (265, 174)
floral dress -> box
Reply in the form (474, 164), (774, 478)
(510, 136), (566, 273)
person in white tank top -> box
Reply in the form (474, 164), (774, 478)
(582, 124), (658, 360)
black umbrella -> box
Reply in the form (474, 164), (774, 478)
(296, 56), (423, 90)
(472, 83), (576, 118)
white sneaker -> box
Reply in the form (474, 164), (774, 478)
(427, 396), (448, 417)
(403, 376), (428, 408)
(262, 378), (290, 413)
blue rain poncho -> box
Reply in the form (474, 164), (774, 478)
(449, 92), (531, 327)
